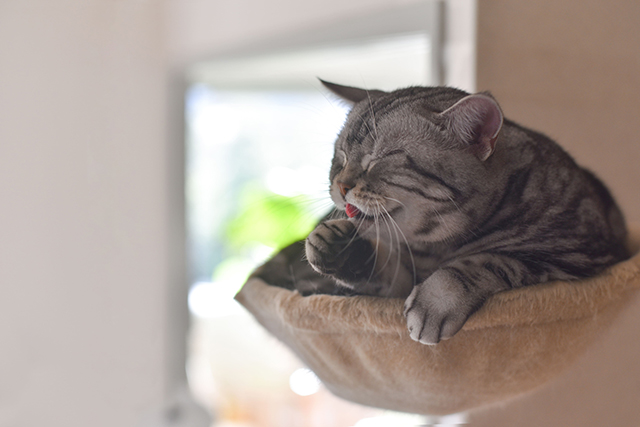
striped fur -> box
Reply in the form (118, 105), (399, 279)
(305, 83), (629, 345)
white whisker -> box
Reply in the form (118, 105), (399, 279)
(336, 213), (367, 256)
(380, 203), (417, 287)
(367, 206), (382, 284)
(386, 207), (403, 290)
(374, 201), (395, 275)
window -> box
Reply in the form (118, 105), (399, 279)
(183, 2), (470, 426)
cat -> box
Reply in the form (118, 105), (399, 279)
(255, 80), (629, 345)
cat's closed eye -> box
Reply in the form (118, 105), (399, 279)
(361, 149), (406, 173)
(336, 149), (347, 167)
(361, 153), (377, 172)
(381, 149), (406, 158)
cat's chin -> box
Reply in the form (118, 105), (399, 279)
(347, 212), (376, 230)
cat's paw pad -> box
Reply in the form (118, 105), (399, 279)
(403, 271), (478, 345)
(305, 219), (356, 274)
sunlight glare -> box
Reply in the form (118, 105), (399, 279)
(289, 368), (321, 396)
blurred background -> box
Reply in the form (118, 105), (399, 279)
(1, 1), (639, 426)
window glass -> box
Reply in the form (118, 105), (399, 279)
(186, 34), (435, 427)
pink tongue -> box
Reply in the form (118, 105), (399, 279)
(345, 203), (361, 218)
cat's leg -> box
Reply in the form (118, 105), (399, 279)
(252, 240), (339, 295)
(404, 253), (530, 345)
(306, 219), (411, 296)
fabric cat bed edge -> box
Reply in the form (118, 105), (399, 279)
(234, 225), (640, 415)
(237, 224), (640, 335)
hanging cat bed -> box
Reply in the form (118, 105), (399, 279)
(235, 225), (640, 416)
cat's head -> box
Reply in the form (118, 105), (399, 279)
(322, 80), (504, 243)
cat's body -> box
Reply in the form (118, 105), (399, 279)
(258, 82), (629, 345)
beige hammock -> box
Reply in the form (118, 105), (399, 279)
(235, 225), (640, 415)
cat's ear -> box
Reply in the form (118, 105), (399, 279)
(319, 79), (385, 105)
(439, 93), (503, 161)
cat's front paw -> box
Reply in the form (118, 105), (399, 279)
(305, 219), (356, 276)
(403, 269), (483, 345)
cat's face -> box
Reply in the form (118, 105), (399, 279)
(323, 82), (503, 244)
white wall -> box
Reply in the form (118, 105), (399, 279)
(0, 2), (169, 426)
(167, 0), (442, 66)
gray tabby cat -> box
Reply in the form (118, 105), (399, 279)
(255, 81), (629, 345)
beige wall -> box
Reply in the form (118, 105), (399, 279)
(470, 1), (640, 425)
(476, 0), (640, 223)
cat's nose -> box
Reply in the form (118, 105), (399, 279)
(338, 182), (352, 197)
